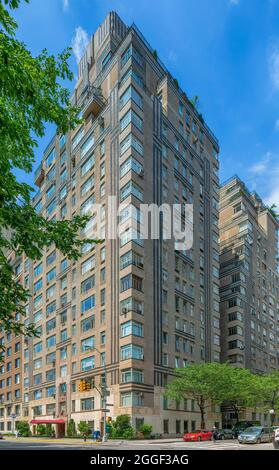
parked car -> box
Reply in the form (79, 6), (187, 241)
(217, 429), (235, 440)
(183, 430), (213, 442)
(238, 426), (273, 444)
(0, 433), (4, 440)
(273, 427), (279, 449)
(233, 421), (261, 437)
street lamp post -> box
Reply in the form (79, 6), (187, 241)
(85, 346), (107, 442)
(269, 409), (275, 441)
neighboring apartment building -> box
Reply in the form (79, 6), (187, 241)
(0, 12), (220, 436)
(220, 176), (279, 374)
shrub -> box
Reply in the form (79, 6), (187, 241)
(110, 415), (137, 439)
(113, 414), (131, 435)
(67, 419), (77, 437)
(36, 424), (46, 436)
(45, 424), (53, 437)
(78, 421), (91, 436)
(139, 424), (153, 438)
(122, 427), (136, 440)
(15, 421), (30, 437)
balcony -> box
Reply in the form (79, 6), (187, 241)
(78, 84), (106, 120)
(34, 162), (45, 186)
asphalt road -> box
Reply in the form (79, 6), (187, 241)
(0, 439), (275, 450)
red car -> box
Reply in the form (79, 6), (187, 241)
(183, 430), (213, 442)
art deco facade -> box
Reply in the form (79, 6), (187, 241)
(0, 12), (220, 435)
(220, 176), (279, 373)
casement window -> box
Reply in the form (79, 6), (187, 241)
(120, 344), (143, 361)
(120, 156), (143, 178)
(119, 86), (143, 109)
(72, 128), (84, 150)
(120, 180), (143, 202)
(121, 369), (143, 384)
(120, 109), (143, 132)
(81, 356), (95, 371)
(81, 134), (94, 158)
(81, 154), (95, 176)
(121, 320), (143, 338)
(81, 295), (95, 314)
(45, 148), (55, 168)
(81, 256), (95, 274)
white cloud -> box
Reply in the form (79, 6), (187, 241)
(265, 186), (279, 207)
(248, 152), (271, 174)
(62, 0), (69, 11)
(275, 119), (279, 131)
(248, 152), (279, 207)
(229, 0), (240, 5)
(71, 26), (89, 64)
(268, 43), (279, 90)
(168, 50), (177, 62)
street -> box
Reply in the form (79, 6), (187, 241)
(0, 438), (275, 450)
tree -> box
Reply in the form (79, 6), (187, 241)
(211, 366), (260, 423)
(0, 0), (97, 345)
(67, 418), (77, 437)
(256, 371), (279, 425)
(78, 421), (91, 436)
(15, 420), (30, 437)
(266, 203), (279, 220)
(166, 363), (234, 429)
(110, 414), (135, 438)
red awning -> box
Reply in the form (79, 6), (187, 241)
(30, 419), (65, 425)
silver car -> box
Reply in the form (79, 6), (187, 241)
(238, 426), (272, 444)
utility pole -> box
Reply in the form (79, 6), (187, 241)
(85, 346), (108, 442)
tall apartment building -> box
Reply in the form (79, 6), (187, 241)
(0, 12), (220, 436)
(220, 176), (279, 374)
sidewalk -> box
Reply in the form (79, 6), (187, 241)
(3, 436), (182, 446)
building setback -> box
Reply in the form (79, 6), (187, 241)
(220, 176), (279, 374)
(0, 12), (220, 435)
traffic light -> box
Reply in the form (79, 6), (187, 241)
(85, 381), (91, 391)
(78, 380), (86, 392)
(78, 379), (92, 391)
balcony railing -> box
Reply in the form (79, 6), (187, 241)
(78, 84), (106, 120)
(34, 162), (45, 186)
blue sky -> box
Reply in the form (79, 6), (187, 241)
(13, 0), (279, 206)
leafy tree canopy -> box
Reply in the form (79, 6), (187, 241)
(0, 0), (96, 346)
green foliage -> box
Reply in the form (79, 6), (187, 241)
(113, 414), (131, 434)
(139, 423), (153, 438)
(45, 424), (53, 437)
(67, 418), (77, 437)
(255, 371), (279, 424)
(15, 420), (30, 437)
(153, 49), (158, 60)
(122, 427), (136, 440)
(166, 363), (258, 429)
(36, 424), (46, 436)
(0, 0), (99, 345)
(189, 95), (200, 109)
(267, 203), (279, 220)
(78, 421), (91, 436)
(110, 414), (135, 439)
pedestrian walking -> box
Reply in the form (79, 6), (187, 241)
(212, 426), (218, 442)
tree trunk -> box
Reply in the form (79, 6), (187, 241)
(198, 397), (206, 430)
